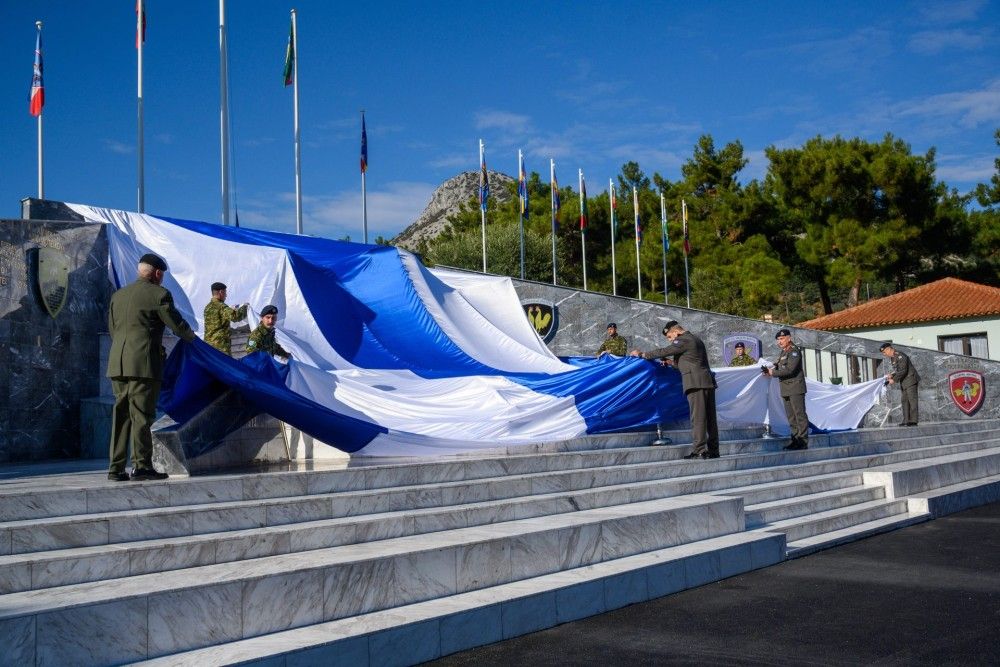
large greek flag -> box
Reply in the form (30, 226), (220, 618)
(70, 204), (885, 457)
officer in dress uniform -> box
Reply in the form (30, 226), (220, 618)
(202, 282), (248, 356)
(631, 320), (720, 459)
(596, 322), (628, 357)
(765, 328), (809, 450)
(729, 341), (757, 367)
(880, 342), (920, 426)
(247, 304), (292, 359)
(106, 253), (196, 481)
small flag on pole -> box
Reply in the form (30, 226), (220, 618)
(579, 173), (588, 232)
(518, 152), (528, 220)
(551, 164), (560, 234)
(29, 28), (44, 116)
(661, 203), (669, 251)
(283, 19), (295, 86)
(360, 113), (368, 174)
(136, 0), (146, 48)
(610, 184), (618, 235)
(682, 199), (691, 255)
(634, 192), (642, 245)
(479, 148), (489, 212)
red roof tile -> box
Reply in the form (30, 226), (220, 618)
(798, 278), (1000, 331)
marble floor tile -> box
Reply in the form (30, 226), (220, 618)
(289, 522), (358, 552)
(11, 518), (109, 554)
(555, 579), (605, 623)
(0, 528), (10, 556)
(369, 618), (440, 667)
(86, 483), (169, 514)
(243, 473), (308, 500)
(36, 597), (148, 667)
(215, 531), (291, 562)
(110, 511), (193, 543)
(148, 581), (243, 656)
(192, 505), (266, 534)
(167, 479), (244, 506)
(0, 560), (32, 594)
(130, 539), (218, 576)
(0, 489), (86, 522)
(439, 603), (502, 656)
(324, 558), (397, 619)
(604, 568), (649, 609)
(393, 547), (458, 605)
(242, 569), (325, 637)
(286, 635), (369, 667)
(456, 538), (512, 591)
(500, 591), (557, 639)
(32, 550), (129, 590)
(0, 616), (35, 666)
(265, 498), (331, 526)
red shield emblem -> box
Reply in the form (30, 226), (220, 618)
(948, 370), (985, 416)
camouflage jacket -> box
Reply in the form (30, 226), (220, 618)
(729, 352), (757, 367)
(203, 299), (248, 355)
(597, 335), (628, 357)
(246, 323), (290, 358)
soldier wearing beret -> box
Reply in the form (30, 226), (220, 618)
(729, 341), (757, 367)
(631, 320), (720, 459)
(203, 281), (248, 356)
(247, 304), (292, 359)
(107, 253), (196, 481)
(764, 328), (809, 450)
(596, 322), (628, 357)
(880, 342), (920, 426)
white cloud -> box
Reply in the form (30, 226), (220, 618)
(474, 110), (532, 135)
(914, 0), (987, 25)
(894, 79), (1000, 128)
(104, 139), (134, 154)
(935, 153), (997, 184)
(908, 28), (992, 54)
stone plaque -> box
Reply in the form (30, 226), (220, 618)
(37, 247), (71, 318)
(948, 370), (985, 416)
(522, 299), (557, 342)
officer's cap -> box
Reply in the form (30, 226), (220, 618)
(139, 253), (168, 272)
(734, 341), (746, 349)
(211, 282), (227, 292)
(775, 328), (792, 338)
(662, 320), (680, 335)
(879, 342), (893, 351)
(261, 305), (279, 317)
(607, 323), (617, 329)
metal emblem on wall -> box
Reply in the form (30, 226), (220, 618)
(948, 370), (985, 416)
(722, 333), (762, 366)
(521, 299), (557, 342)
(36, 247), (71, 318)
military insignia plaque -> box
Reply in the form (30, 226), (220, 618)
(722, 333), (761, 366)
(948, 370), (985, 416)
(521, 299), (557, 342)
(37, 247), (71, 318)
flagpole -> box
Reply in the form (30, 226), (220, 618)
(550, 159), (557, 285)
(660, 191), (668, 304)
(34, 21), (44, 199)
(609, 179), (617, 296)
(579, 169), (587, 291)
(219, 0), (231, 225)
(137, 3), (145, 212)
(633, 186), (642, 301)
(291, 9), (303, 235)
(480, 139), (487, 273)
(518, 150), (525, 280)
(682, 198), (691, 308)
(360, 110), (367, 243)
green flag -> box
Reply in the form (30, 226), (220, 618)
(283, 20), (294, 86)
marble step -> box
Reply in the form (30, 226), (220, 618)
(784, 510), (930, 558)
(744, 485), (886, 528)
(905, 473), (1000, 518)
(719, 472), (865, 505)
(762, 498), (911, 543)
(130, 530), (787, 667)
(2, 437), (991, 558)
(0, 495), (743, 664)
(863, 447), (1000, 498)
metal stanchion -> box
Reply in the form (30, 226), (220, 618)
(651, 423), (672, 446)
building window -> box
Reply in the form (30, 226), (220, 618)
(938, 333), (989, 358)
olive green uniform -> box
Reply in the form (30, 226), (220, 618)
(597, 334), (628, 357)
(772, 343), (809, 447)
(247, 323), (290, 358)
(107, 277), (195, 474)
(890, 351), (920, 425)
(203, 298), (248, 355)
(729, 352), (756, 367)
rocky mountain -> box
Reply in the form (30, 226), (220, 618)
(394, 170), (514, 251)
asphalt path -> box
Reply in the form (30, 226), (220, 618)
(428, 501), (1000, 666)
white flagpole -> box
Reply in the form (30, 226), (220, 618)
(35, 21), (44, 200)
(219, 0), (231, 225)
(683, 198), (691, 308)
(518, 149), (525, 280)
(550, 159), (557, 285)
(291, 9), (303, 235)
(609, 179), (617, 296)
(361, 110), (367, 243)
(579, 169), (587, 291)
(480, 139), (487, 273)
(137, 2), (145, 212)
(634, 186), (642, 301)
(660, 191), (668, 304)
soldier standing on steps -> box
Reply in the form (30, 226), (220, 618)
(203, 281), (248, 356)
(880, 342), (920, 426)
(765, 328), (809, 450)
(596, 322), (628, 357)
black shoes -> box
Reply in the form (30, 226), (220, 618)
(903, 422), (918, 427)
(107, 471), (130, 482)
(703, 452), (721, 459)
(131, 468), (169, 481)
(682, 451), (703, 459)
(783, 442), (808, 451)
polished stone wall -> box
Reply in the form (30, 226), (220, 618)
(513, 278), (1000, 426)
(0, 218), (110, 462)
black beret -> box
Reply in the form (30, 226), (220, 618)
(260, 304), (279, 317)
(879, 342), (893, 351)
(607, 323), (617, 329)
(211, 282), (227, 292)
(139, 253), (168, 272)
(734, 341), (746, 348)
(775, 328), (791, 338)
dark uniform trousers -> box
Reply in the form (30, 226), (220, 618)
(783, 393), (809, 446)
(110, 377), (161, 472)
(901, 385), (919, 425)
(687, 388), (720, 457)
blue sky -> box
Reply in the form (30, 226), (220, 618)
(2, 1), (999, 241)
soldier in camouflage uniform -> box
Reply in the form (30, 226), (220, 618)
(247, 304), (292, 359)
(729, 341), (757, 367)
(596, 323), (628, 357)
(203, 282), (248, 356)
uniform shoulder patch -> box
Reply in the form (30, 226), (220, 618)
(247, 340), (256, 348)
(791, 352), (799, 357)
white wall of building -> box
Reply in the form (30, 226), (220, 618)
(844, 316), (1000, 361)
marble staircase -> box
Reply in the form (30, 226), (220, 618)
(2, 420), (1000, 666)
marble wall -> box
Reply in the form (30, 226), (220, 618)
(513, 279), (1000, 426)
(0, 217), (110, 463)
